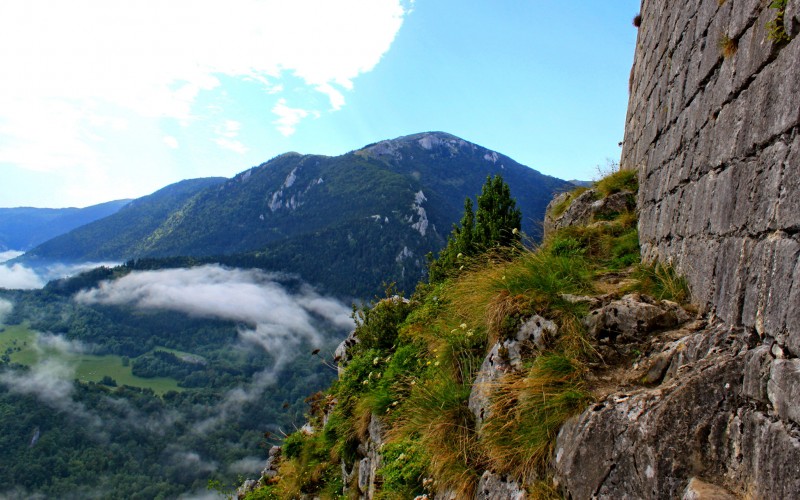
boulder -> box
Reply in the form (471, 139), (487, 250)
(469, 315), (557, 428)
(544, 189), (635, 236)
(584, 293), (690, 344)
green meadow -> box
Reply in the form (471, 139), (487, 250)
(0, 323), (184, 395)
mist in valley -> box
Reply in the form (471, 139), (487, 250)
(0, 263), (354, 498)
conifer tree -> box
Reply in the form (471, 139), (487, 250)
(474, 174), (522, 249)
(427, 175), (521, 282)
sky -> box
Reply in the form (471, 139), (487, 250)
(0, 1), (641, 208)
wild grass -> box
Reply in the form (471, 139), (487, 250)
(480, 353), (590, 480)
(593, 168), (638, 198)
(443, 248), (594, 345)
(387, 362), (482, 498)
(627, 262), (691, 304)
(719, 33), (738, 58)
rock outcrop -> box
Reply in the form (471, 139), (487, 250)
(544, 188), (635, 237)
(551, 0), (800, 497)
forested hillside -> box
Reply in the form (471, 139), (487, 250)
(0, 200), (130, 251)
(22, 132), (571, 297)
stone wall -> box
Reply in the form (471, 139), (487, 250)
(621, 0), (800, 353)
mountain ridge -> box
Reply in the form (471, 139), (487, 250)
(21, 132), (573, 296)
(0, 199), (131, 252)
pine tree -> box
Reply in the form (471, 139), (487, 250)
(474, 174), (522, 249)
(427, 175), (521, 282)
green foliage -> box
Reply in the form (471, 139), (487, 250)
(766, 0), (791, 43)
(378, 438), (430, 497)
(429, 175), (522, 282)
(474, 175), (523, 249)
(351, 287), (412, 352)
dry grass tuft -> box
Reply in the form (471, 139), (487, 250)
(719, 33), (738, 58)
(480, 353), (590, 480)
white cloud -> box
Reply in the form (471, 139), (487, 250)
(74, 265), (354, 355)
(0, 0), (410, 183)
(272, 99), (313, 137)
(163, 136), (179, 149)
(0, 251), (24, 264)
(0, 357), (103, 430)
(226, 456), (266, 474)
(74, 265), (354, 432)
(0, 264), (45, 290)
(213, 120), (248, 153)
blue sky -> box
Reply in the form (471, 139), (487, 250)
(0, 1), (640, 208)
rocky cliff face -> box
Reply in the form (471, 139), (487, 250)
(553, 0), (800, 497)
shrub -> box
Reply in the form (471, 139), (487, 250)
(766, 0), (790, 43)
(429, 175), (521, 282)
(378, 438), (431, 497)
(351, 288), (411, 352)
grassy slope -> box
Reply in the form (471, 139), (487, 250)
(242, 170), (690, 499)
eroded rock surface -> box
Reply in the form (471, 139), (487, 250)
(469, 315), (557, 428)
(554, 322), (800, 499)
(544, 189), (635, 237)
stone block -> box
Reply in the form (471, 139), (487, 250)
(741, 344), (772, 403)
(775, 134), (800, 229)
(713, 237), (751, 326)
(768, 358), (800, 425)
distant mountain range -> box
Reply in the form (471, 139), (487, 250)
(0, 199), (131, 252)
(17, 132), (574, 296)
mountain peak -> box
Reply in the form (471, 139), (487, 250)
(357, 131), (500, 165)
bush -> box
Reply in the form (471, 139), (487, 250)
(351, 288), (411, 352)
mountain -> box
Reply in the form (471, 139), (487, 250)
(23, 132), (572, 296)
(21, 177), (226, 261)
(0, 199), (131, 251)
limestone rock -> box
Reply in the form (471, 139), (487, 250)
(236, 479), (258, 499)
(554, 323), (800, 499)
(544, 189), (635, 236)
(355, 414), (384, 498)
(682, 477), (736, 500)
(583, 293), (690, 344)
(334, 329), (359, 375)
(261, 446), (281, 479)
(475, 471), (527, 500)
(767, 358), (800, 426)
(469, 315), (556, 428)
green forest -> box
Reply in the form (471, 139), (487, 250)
(0, 268), (349, 499)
